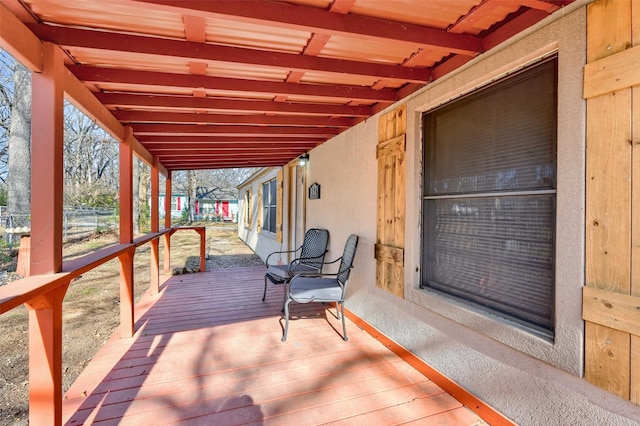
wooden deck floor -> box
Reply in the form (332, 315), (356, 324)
(62, 267), (490, 425)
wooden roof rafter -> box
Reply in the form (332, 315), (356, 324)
(95, 93), (373, 117)
(66, 65), (399, 103)
(28, 24), (433, 84)
(113, 111), (357, 128)
(0, 0), (574, 171)
(133, 0), (484, 56)
(130, 124), (340, 137)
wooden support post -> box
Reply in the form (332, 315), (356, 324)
(118, 250), (135, 338)
(198, 227), (206, 272)
(163, 232), (172, 275)
(120, 129), (134, 244)
(16, 235), (31, 277)
(151, 162), (159, 234)
(30, 42), (64, 275)
(163, 171), (172, 274)
(26, 283), (69, 426)
(150, 160), (160, 294)
(150, 239), (160, 293)
(119, 128), (135, 337)
(29, 41), (65, 425)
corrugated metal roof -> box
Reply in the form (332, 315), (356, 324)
(3, 0), (574, 170)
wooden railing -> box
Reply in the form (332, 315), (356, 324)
(0, 226), (206, 425)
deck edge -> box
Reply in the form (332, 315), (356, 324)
(344, 307), (517, 426)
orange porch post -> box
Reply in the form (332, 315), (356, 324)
(197, 227), (206, 272)
(150, 238), (160, 293)
(163, 171), (172, 274)
(150, 160), (160, 294)
(118, 250), (135, 337)
(16, 235), (30, 277)
(26, 283), (69, 426)
(29, 41), (65, 425)
(119, 128), (135, 338)
(30, 42), (63, 275)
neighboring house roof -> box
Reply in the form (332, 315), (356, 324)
(237, 167), (279, 189)
(196, 187), (238, 201)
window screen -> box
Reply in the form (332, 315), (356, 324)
(422, 58), (557, 335)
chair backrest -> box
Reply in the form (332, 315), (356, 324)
(299, 228), (329, 270)
(337, 234), (359, 287)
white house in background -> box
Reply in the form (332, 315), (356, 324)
(158, 194), (189, 219)
(159, 193), (239, 222)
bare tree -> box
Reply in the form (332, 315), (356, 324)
(0, 51), (14, 183)
(170, 167), (258, 222)
(201, 168), (257, 190)
(133, 157), (150, 234)
(0, 51), (120, 213)
(187, 169), (197, 222)
(63, 103), (119, 207)
(7, 60), (30, 215)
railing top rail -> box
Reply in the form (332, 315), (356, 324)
(133, 229), (172, 247)
(171, 225), (206, 233)
(172, 225), (205, 229)
(0, 272), (70, 314)
(62, 243), (134, 276)
(0, 229), (178, 316)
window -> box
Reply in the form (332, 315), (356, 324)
(421, 58), (557, 336)
(262, 179), (278, 233)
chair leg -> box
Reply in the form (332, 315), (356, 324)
(282, 298), (292, 342)
(281, 281), (288, 313)
(340, 302), (348, 341)
(262, 275), (268, 301)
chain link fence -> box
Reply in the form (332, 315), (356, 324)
(0, 206), (118, 251)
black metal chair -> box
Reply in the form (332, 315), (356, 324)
(262, 228), (329, 304)
(282, 234), (359, 342)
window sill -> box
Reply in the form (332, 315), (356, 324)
(406, 286), (580, 375)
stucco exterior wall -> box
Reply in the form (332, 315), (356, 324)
(237, 168), (285, 260)
(304, 6), (640, 425)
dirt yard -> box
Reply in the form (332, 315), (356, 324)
(0, 225), (264, 425)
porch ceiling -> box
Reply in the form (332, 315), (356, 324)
(4, 0), (573, 171)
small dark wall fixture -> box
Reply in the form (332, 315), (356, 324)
(308, 183), (321, 199)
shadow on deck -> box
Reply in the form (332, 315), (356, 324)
(62, 267), (492, 425)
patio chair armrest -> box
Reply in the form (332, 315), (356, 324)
(295, 257), (353, 277)
(294, 255), (342, 271)
(321, 256), (342, 266)
(288, 250), (328, 270)
(265, 247), (301, 266)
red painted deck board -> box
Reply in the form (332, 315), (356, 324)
(62, 267), (490, 425)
